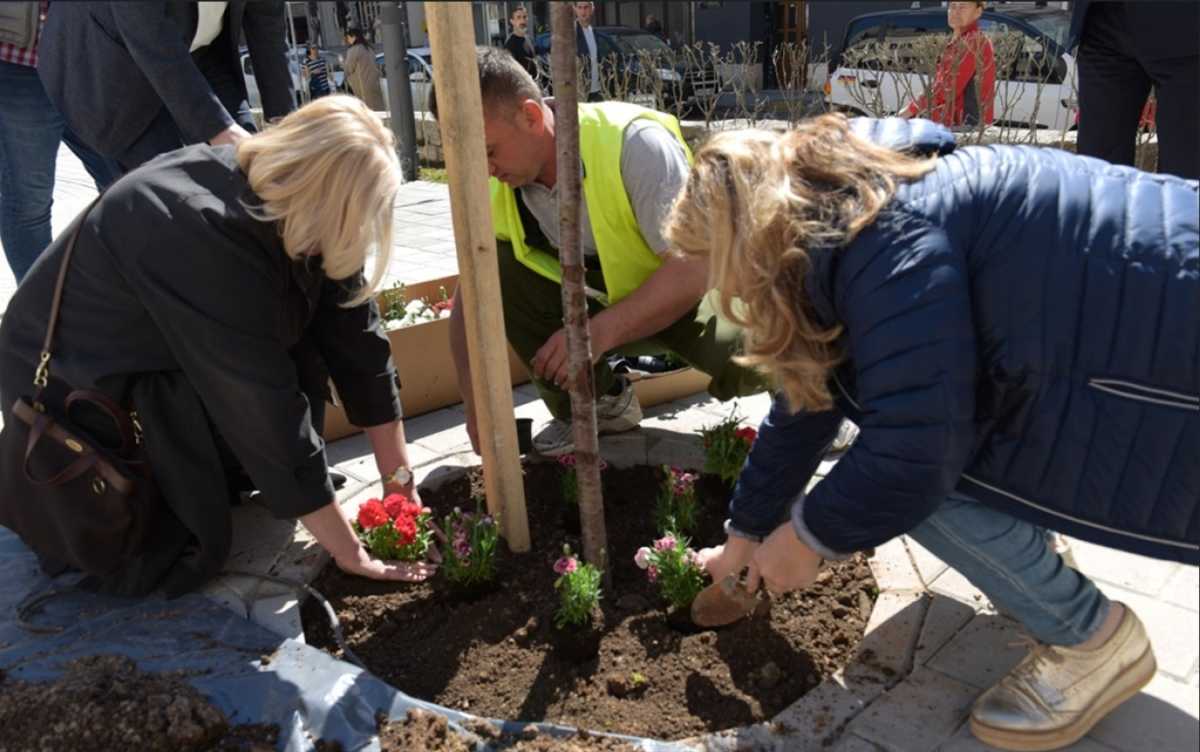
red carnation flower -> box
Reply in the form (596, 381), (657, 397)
(394, 513), (418, 545)
(357, 499), (389, 530)
(382, 493), (410, 520)
(735, 426), (758, 444)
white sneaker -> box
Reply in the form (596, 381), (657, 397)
(533, 381), (642, 456)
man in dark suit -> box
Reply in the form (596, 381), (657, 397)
(37, 1), (295, 174)
(1067, 0), (1199, 180)
(574, 1), (603, 101)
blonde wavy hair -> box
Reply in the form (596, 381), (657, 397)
(236, 95), (400, 305)
(665, 114), (936, 412)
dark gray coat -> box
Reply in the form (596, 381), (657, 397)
(0, 145), (401, 595)
(37, 1), (294, 156)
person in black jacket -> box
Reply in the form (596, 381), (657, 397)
(668, 117), (1197, 751)
(0, 96), (433, 597)
(36, 1), (296, 174)
(1068, 0), (1199, 179)
(503, 5), (538, 81)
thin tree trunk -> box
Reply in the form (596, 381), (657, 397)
(550, 3), (608, 581)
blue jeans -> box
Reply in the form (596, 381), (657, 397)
(908, 492), (1111, 647)
(0, 61), (118, 282)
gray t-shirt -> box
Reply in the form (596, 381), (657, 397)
(518, 118), (689, 258)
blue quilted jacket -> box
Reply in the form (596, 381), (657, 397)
(730, 119), (1200, 564)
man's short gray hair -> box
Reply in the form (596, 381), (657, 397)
(429, 46), (541, 121)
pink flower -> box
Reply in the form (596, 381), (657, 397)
(453, 532), (471, 558)
(356, 499), (389, 530)
(553, 556), (578, 575)
(633, 547), (652, 570)
(654, 534), (677, 552)
(557, 454), (576, 467)
(647, 565), (659, 582)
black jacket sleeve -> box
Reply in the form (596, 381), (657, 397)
(800, 212), (978, 554)
(108, 2), (235, 144)
(310, 279), (403, 428)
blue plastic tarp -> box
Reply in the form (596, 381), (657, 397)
(0, 528), (689, 751)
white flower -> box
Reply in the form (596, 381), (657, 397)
(634, 546), (652, 570)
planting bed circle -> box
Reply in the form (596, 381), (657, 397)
(302, 463), (877, 741)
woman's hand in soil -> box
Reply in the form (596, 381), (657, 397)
(697, 536), (758, 584)
(745, 522), (822, 595)
(336, 546), (438, 582)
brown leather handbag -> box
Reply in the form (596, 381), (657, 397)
(0, 202), (159, 576)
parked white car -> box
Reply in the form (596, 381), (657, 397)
(826, 6), (1076, 130)
(241, 48), (345, 109)
(371, 47), (433, 112)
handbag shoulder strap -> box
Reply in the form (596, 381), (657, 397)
(33, 198), (101, 390)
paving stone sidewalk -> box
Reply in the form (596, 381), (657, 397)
(0, 144), (1195, 752)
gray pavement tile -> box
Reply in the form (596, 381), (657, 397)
(1087, 672), (1200, 752)
(914, 595), (977, 667)
(1067, 539), (1180, 597)
(1161, 565), (1199, 612)
(869, 539), (928, 594)
(848, 667), (980, 752)
(937, 721), (1118, 751)
(833, 734), (887, 751)
(1092, 584), (1200, 682)
(773, 669), (892, 749)
(924, 614), (1026, 691)
(853, 591), (929, 679)
(899, 537), (951, 589)
(928, 566), (990, 609)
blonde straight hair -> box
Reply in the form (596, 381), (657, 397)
(236, 95), (400, 305)
(665, 114), (937, 412)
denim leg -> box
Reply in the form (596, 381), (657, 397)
(0, 61), (64, 282)
(61, 128), (120, 192)
(907, 492), (1110, 646)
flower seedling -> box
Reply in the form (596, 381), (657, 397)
(558, 453), (607, 507)
(634, 533), (708, 611)
(353, 493), (434, 562)
(655, 466), (699, 535)
(698, 411), (757, 485)
(440, 504), (500, 589)
(553, 544), (603, 629)
(380, 282), (454, 330)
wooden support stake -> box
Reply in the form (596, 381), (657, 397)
(426, 4), (530, 552)
(551, 3), (608, 579)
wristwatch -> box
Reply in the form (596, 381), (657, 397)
(382, 465), (413, 487)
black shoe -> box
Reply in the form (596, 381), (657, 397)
(330, 471), (348, 490)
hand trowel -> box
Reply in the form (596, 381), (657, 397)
(690, 571), (768, 628)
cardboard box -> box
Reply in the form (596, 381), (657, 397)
(321, 274), (714, 442)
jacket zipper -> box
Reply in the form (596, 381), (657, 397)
(837, 372), (1197, 551)
(1087, 378), (1199, 411)
(961, 472), (1199, 552)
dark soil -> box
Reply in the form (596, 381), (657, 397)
(0, 654), (283, 752)
(303, 463), (876, 741)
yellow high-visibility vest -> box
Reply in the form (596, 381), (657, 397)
(490, 102), (692, 305)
